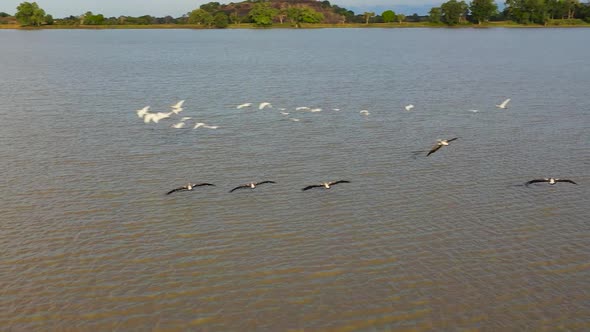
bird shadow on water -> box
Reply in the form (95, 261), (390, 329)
(410, 150), (428, 159)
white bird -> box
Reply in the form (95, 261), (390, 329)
(143, 113), (155, 124)
(405, 104), (414, 111)
(171, 122), (186, 129)
(180, 117), (192, 121)
(136, 106), (150, 118)
(310, 108), (322, 113)
(280, 112), (290, 115)
(171, 107), (183, 115)
(496, 98), (511, 109)
(151, 112), (173, 123)
(171, 100), (185, 109)
(279, 108), (286, 111)
(360, 110), (370, 116)
(333, 108), (340, 111)
(295, 107), (309, 111)
(193, 122), (218, 129)
(237, 103), (252, 109)
(259, 102), (272, 110)
(290, 118), (300, 122)
(468, 110), (479, 113)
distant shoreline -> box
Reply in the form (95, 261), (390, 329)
(2, 22), (590, 30)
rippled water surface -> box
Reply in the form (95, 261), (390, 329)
(1, 28), (589, 330)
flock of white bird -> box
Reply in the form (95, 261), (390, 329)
(134, 98), (512, 131)
(135, 100), (219, 130)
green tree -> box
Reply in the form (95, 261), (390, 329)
(200, 2), (221, 14)
(505, 0), (550, 24)
(249, 2), (277, 26)
(0, 12), (11, 17)
(82, 11), (105, 25)
(277, 8), (287, 24)
(396, 13), (406, 23)
(287, 6), (324, 27)
(382, 10), (396, 23)
(229, 11), (242, 24)
(441, 0), (468, 25)
(429, 7), (443, 23)
(363, 11), (375, 24)
(213, 12), (229, 28)
(15, 2), (46, 26)
(565, 0), (580, 19)
(44, 14), (53, 25)
(469, 0), (498, 24)
(188, 8), (214, 26)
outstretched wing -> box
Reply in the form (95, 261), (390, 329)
(302, 185), (323, 191)
(447, 137), (459, 143)
(556, 179), (577, 185)
(525, 179), (548, 186)
(257, 181), (276, 185)
(500, 98), (511, 108)
(195, 183), (215, 187)
(229, 185), (249, 193)
(427, 144), (442, 156)
(330, 180), (351, 186)
(166, 187), (186, 195)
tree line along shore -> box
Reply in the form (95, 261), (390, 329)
(2, 0), (590, 29)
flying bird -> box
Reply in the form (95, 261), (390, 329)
(302, 180), (350, 191)
(332, 108), (340, 111)
(143, 112), (172, 124)
(280, 111), (290, 115)
(237, 103), (252, 109)
(143, 113), (155, 124)
(310, 108), (322, 113)
(166, 182), (215, 195)
(405, 104), (414, 111)
(151, 112), (173, 123)
(259, 102), (272, 110)
(193, 122), (219, 129)
(229, 181), (276, 193)
(171, 100), (185, 109)
(290, 118), (300, 122)
(360, 110), (370, 116)
(495, 98), (511, 109)
(171, 107), (183, 115)
(427, 137), (459, 156)
(171, 122), (186, 129)
(180, 117), (192, 121)
(525, 178), (577, 186)
(295, 107), (310, 111)
(136, 106), (150, 118)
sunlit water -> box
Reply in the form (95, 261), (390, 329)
(1, 28), (589, 330)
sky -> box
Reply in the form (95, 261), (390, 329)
(1, 0), (451, 17)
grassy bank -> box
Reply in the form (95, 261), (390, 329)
(2, 20), (590, 30)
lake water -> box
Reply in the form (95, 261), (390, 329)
(0, 28), (589, 330)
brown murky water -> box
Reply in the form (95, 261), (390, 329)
(1, 29), (589, 330)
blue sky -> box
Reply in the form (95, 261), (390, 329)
(1, 1), (497, 17)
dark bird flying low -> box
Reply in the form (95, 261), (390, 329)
(427, 137), (459, 156)
(525, 178), (577, 186)
(166, 183), (215, 195)
(229, 181), (276, 193)
(302, 180), (350, 191)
